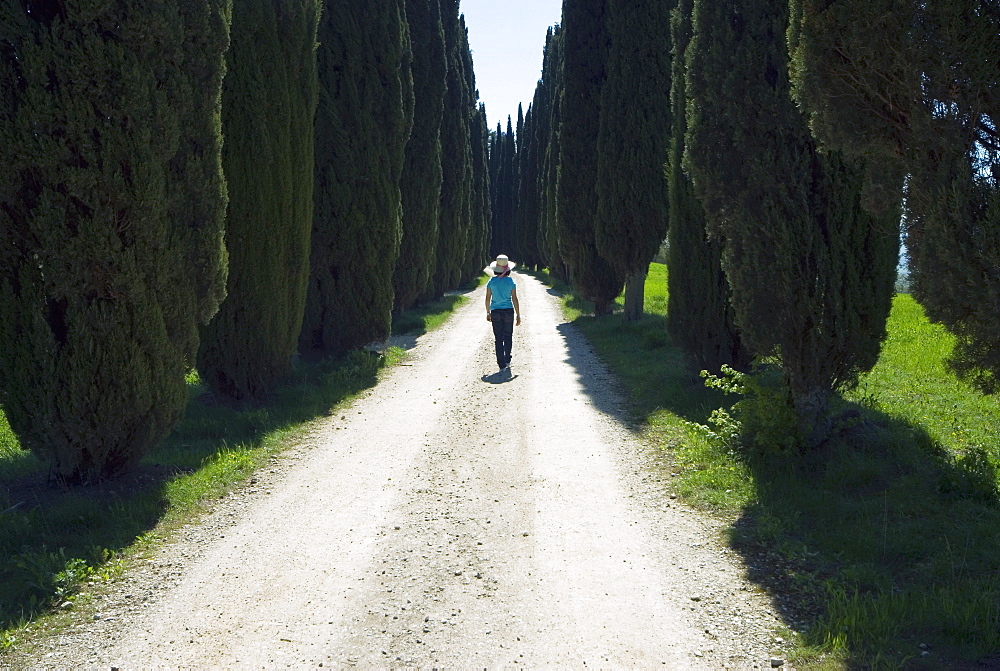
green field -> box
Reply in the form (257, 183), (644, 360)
(535, 263), (1000, 670)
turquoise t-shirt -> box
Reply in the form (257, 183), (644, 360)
(487, 276), (516, 310)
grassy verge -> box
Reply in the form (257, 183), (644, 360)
(533, 263), (1000, 670)
(0, 287), (474, 651)
(391, 287), (476, 336)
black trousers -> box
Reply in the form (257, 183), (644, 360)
(490, 308), (515, 368)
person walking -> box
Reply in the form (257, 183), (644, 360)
(485, 254), (521, 371)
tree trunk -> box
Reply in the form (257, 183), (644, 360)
(594, 298), (615, 316)
(792, 385), (833, 449)
(623, 269), (646, 322)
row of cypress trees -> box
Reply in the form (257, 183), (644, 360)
(500, 0), (995, 444)
(0, 0), (490, 483)
(1, 0), (233, 483)
(491, 0), (674, 319)
(684, 0), (900, 443)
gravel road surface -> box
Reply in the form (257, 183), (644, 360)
(14, 273), (788, 669)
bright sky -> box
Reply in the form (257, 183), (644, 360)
(460, 0), (563, 131)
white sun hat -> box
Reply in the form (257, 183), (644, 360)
(484, 254), (517, 276)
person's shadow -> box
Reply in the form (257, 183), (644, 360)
(481, 369), (518, 384)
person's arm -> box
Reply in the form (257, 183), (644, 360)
(512, 288), (521, 326)
(485, 287), (492, 321)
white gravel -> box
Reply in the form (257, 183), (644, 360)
(8, 273), (789, 669)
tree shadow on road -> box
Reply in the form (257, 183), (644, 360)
(554, 315), (727, 431)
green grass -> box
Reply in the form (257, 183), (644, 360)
(0, 289), (472, 650)
(538, 263), (1000, 670)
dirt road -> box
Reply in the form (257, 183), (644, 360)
(21, 273), (786, 669)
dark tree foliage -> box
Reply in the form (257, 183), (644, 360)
(537, 25), (569, 279)
(789, 0), (1000, 392)
(488, 125), (499, 215)
(557, 0), (624, 315)
(488, 123), (501, 243)
(460, 19), (491, 281)
(511, 104), (524, 258)
(686, 0), (900, 444)
(514, 104), (543, 269)
(429, 0), (473, 297)
(198, 0), (319, 401)
(666, 0), (748, 374)
(528, 76), (552, 271)
(394, 0), (447, 312)
(490, 116), (517, 256)
(302, 0), (413, 356)
(595, 0), (673, 321)
(0, 0), (232, 482)
(467, 102), (493, 282)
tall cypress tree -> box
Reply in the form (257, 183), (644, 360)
(557, 0), (623, 315)
(685, 0), (900, 444)
(492, 116), (517, 256)
(468, 102), (493, 281)
(459, 16), (489, 281)
(594, 0), (673, 321)
(514, 104), (542, 269)
(0, 0), (231, 482)
(302, 1), (414, 356)
(537, 25), (569, 278)
(394, 0), (447, 312)
(666, 0), (747, 374)
(429, 0), (473, 297)
(488, 121), (503, 249)
(789, 0), (1000, 392)
(511, 104), (524, 256)
(198, 0), (319, 401)
(529, 73), (552, 271)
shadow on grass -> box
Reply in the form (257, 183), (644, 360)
(563, 312), (729, 427)
(543, 279), (1000, 668)
(391, 278), (482, 338)
(728, 403), (1000, 669)
(0, 346), (390, 634)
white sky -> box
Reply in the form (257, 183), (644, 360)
(460, 0), (563, 131)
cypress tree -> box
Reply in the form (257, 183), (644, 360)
(666, 0), (748, 374)
(0, 1), (231, 482)
(491, 116), (517, 256)
(514, 104), (542, 269)
(468, 102), (493, 280)
(594, 0), (673, 321)
(198, 0), (319, 401)
(301, 1), (414, 356)
(537, 26), (569, 278)
(557, 0), (624, 315)
(511, 104), (524, 258)
(789, 0), (1000, 392)
(459, 17), (488, 281)
(685, 0), (900, 444)
(394, 0), (447, 312)
(429, 0), (473, 297)
(488, 121), (503, 248)
(529, 76), (552, 271)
